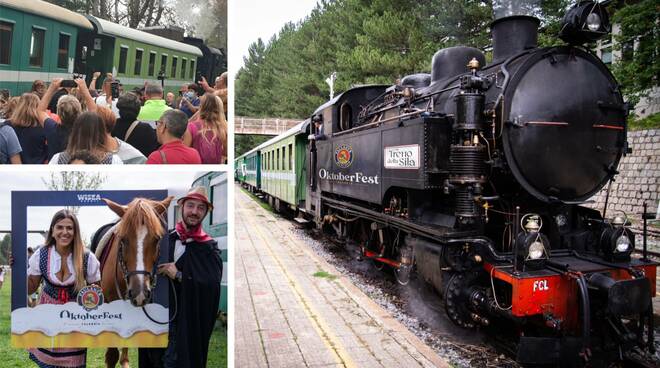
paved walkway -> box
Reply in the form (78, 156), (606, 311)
(234, 188), (448, 368)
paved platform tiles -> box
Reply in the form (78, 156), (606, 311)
(234, 188), (449, 368)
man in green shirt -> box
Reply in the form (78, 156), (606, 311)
(137, 83), (172, 127)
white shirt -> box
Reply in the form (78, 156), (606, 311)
(28, 246), (101, 285)
(49, 152), (124, 165)
(95, 96), (120, 118)
(174, 239), (185, 263)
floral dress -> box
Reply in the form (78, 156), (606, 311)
(27, 245), (101, 368)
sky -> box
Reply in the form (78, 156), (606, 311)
(0, 170), (212, 247)
(231, 0), (320, 74)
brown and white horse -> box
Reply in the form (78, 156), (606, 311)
(98, 196), (173, 368)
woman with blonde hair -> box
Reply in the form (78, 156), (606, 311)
(184, 93), (227, 164)
(27, 209), (101, 367)
(9, 93), (56, 164)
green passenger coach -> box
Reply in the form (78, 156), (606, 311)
(191, 172), (228, 315)
(82, 16), (202, 94)
(0, 0), (92, 96)
(258, 121), (309, 211)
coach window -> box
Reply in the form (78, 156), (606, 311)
(276, 149), (280, 171)
(148, 51), (156, 76)
(57, 33), (70, 69)
(160, 54), (168, 75)
(181, 58), (187, 79)
(211, 176), (227, 225)
(29, 27), (45, 67)
(282, 146), (286, 170)
(0, 21), (13, 65)
(171, 56), (178, 78)
(190, 60), (195, 79)
(134, 49), (143, 75)
(118, 46), (128, 74)
(288, 144), (293, 170)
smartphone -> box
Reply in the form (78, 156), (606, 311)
(61, 80), (77, 88)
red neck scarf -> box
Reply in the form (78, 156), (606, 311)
(175, 221), (213, 243)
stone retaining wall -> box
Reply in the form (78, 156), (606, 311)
(587, 129), (660, 218)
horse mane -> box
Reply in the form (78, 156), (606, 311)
(116, 198), (165, 239)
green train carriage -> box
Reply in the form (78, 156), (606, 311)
(191, 172), (228, 315)
(81, 16), (202, 95)
(258, 121), (309, 211)
(0, 0), (91, 96)
(0, 0), (202, 97)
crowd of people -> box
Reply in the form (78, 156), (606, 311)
(0, 72), (228, 165)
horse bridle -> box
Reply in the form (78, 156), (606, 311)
(111, 215), (177, 325)
(117, 237), (160, 292)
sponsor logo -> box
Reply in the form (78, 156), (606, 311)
(334, 144), (353, 168)
(77, 285), (104, 312)
(318, 169), (379, 184)
(533, 280), (549, 292)
(384, 144), (420, 169)
(77, 194), (102, 203)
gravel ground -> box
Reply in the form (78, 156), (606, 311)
(289, 227), (519, 368)
(285, 223), (660, 368)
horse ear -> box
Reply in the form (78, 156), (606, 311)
(102, 198), (127, 217)
(157, 196), (174, 215)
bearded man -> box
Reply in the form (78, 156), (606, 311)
(140, 187), (223, 368)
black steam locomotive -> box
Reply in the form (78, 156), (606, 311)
(303, 1), (657, 365)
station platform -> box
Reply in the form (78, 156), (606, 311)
(234, 188), (448, 368)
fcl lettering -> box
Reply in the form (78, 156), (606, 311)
(533, 279), (549, 292)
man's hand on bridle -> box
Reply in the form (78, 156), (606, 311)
(157, 263), (178, 279)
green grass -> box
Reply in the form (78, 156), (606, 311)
(629, 112), (660, 130)
(312, 271), (337, 280)
(241, 187), (274, 213)
(0, 276), (227, 367)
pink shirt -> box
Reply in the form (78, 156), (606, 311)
(187, 119), (225, 164)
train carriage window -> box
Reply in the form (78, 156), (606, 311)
(57, 33), (70, 69)
(29, 27), (45, 67)
(118, 46), (128, 74)
(171, 56), (178, 78)
(181, 58), (187, 79)
(160, 54), (168, 76)
(148, 51), (156, 76)
(0, 22), (13, 65)
(288, 144), (293, 171)
(282, 146), (286, 170)
(134, 49), (143, 75)
(276, 149), (280, 171)
(211, 178), (227, 225)
(190, 60), (195, 80)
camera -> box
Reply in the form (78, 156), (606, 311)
(111, 80), (121, 99)
(157, 70), (166, 81)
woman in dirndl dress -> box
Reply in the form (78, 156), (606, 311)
(26, 209), (101, 368)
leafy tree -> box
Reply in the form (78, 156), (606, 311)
(41, 172), (107, 214)
(0, 234), (10, 265)
(610, 0), (659, 108)
(235, 135), (274, 157)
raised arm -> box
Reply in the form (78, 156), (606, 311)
(38, 78), (62, 113)
(75, 78), (96, 113)
(89, 71), (101, 91)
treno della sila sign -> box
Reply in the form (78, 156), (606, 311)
(11, 190), (170, 348)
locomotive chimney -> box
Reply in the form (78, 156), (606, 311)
(490, 15), (539, 63)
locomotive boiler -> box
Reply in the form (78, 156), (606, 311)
(303, 1), (657, 365)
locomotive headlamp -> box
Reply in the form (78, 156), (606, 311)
(586, 12), (601, 32)
(528, 240), (546, 260)
(559, 1), (610, 44)
(600, 226), (634, 261)
(615, 234), (631, 253)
